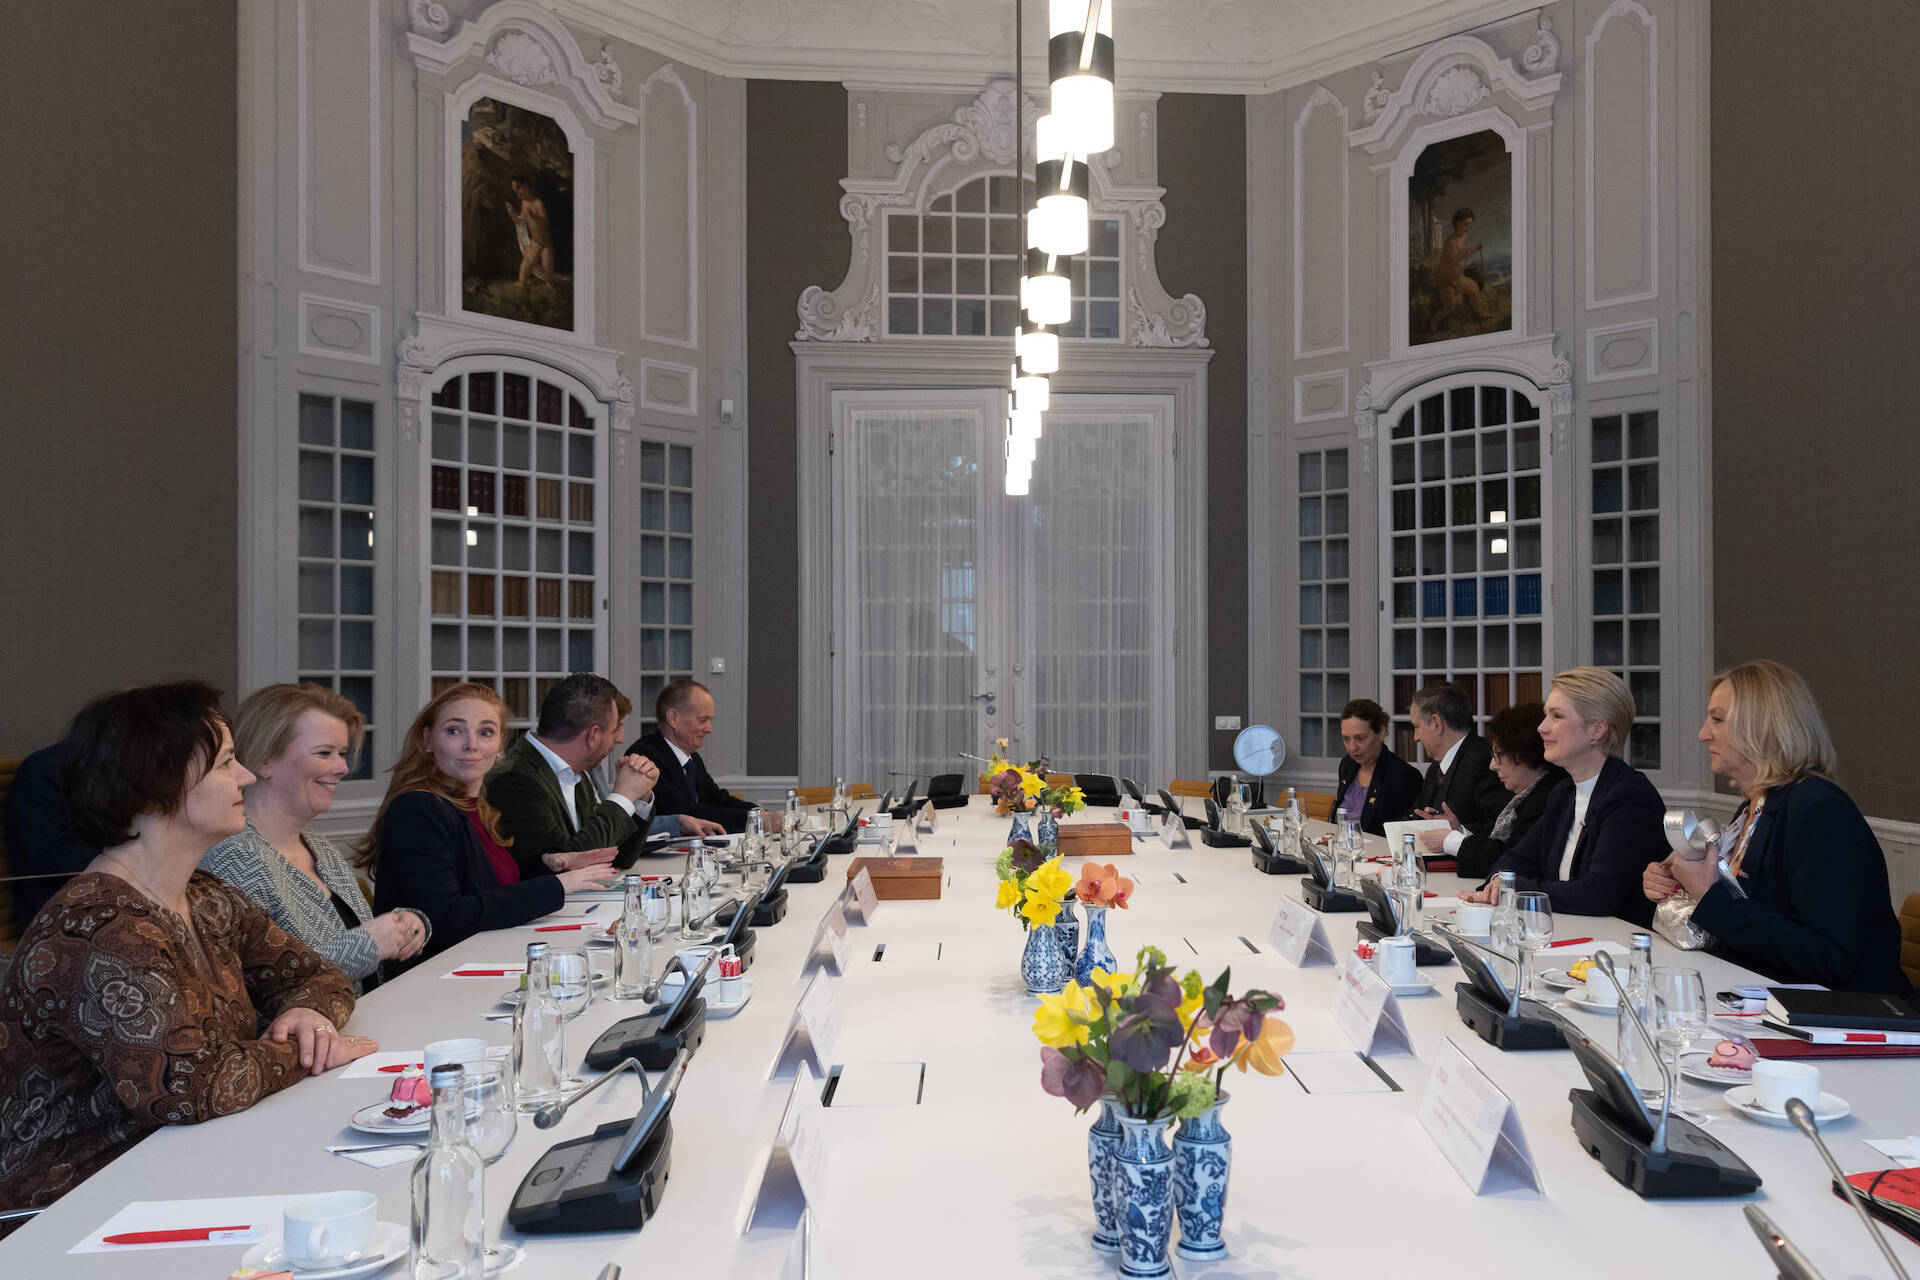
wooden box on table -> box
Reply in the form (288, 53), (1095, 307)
(1056, 822), (1135, 858)
(846, 856), (945, 900)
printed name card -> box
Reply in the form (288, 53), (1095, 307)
(803, 900), (852, 973)
(746, 1063), (829, 1232)
(917, 801), (938, 833)
(844, 869), (879, 924)
(1417, 1038), (1545, 1195)
(1332, 959), (1415, 1056)
(1268, 899), (1336, 967)
(769, 971), (842, 1078)
(1160, 810), (1192, 850)
(778, 1208), (817, 1279)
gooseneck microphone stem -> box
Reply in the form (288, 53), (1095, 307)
(1743, 1206), (1825, 1280)
(535, 1056), (646, 1130)
(1595, 949), (1672, 1156)
(1786, 1098), (1912, 1280)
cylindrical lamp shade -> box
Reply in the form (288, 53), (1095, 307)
(1035, 113), (1071, 166)
(1013, 372), (1051, 413)
(1048, 1), (1115, 155)
(1018, 324), (1059, 374)
(1031, 159), (1089, 256)
(1010, 406), (1043, 442)
(1005, 465), (1031, 497)
(1021, 248), (1071, 326)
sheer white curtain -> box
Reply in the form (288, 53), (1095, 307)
(1028, 409), (1158, 781)
(847, 407), (984, 785)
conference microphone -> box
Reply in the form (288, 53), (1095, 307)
(534, 1056), (647, 1130)
(1785, 1096), (1912, 1280)
(957, 751), (993, 765)
(1743, 1205), (1826, 1280)
(1594, 950), (1672, 1156)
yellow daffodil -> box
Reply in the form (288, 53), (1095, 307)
(1088, 968), (1134, 999)
(1176, 985), (1205, 1027)
(1028, 858), (1073, 902)
(1021, 893), (1063, 927)
(994, 878), (1020, 910)
(1233, 1016), (1295, 1076)
(1020, 770), (1044, 797)
(1033, 983), (1093, 1047)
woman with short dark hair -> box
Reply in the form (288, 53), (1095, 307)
(1419, 702), (1567, 878)
(0, 682), (367, 1233)
(1333, 698), (1423, 835)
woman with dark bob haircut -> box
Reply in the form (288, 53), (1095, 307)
(1418, 702), (1568, 879)
(1333, 698), (1423, 835)
(0, 682), (371, 1233)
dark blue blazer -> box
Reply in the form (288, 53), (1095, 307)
(1691, 775), (1911, 996)
(1334, 747), (1424, 836)
(5, 740), (98, 933)
(625, 731), (754, 833)
(370, 790), (563, 967)
(1489, 756), (1666, 926)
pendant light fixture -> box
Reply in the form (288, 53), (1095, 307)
(1020, 247), (1071, 325)
(1017, 319), (1059, 374)
(1048, 0), (1113, 155)
(1029, 113), (1089, 257)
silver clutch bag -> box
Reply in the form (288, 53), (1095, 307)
(1651, 809), (1724, 951)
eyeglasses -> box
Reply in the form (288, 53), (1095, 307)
(1489, 750), (1510, 765)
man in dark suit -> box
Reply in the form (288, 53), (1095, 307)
(625, 678), (763, 834)
(1406, 681), (1509, 837)
(6, 737), (99, 933)
(486, 674), (718, 878)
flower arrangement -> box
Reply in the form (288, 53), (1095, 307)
(989, 763), (1087, 820)
(994, 841), (1074, 927)
(1033, 945), (1291, 1119)
(1073, 862), (1134, 911)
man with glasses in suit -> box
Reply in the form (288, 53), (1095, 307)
(1405, 681), (1510, 837)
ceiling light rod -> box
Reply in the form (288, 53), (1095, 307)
(1079, 0), (1102, 70)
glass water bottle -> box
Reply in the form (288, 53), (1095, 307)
(511, 941), (564, 1111)
(613, 874), (652, 1002)
(1618, 933), (1662, 1098)
(410, 1064), (484, 1280)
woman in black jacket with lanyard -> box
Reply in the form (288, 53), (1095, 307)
(1461, 667), (1665, 925)
(356, 683), (616, 967)
(1645, 660), (1910, 995)
(1333, 699), (1423, 835)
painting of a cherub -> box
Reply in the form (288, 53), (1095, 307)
(462, 97), (574, 331)
(1407, 129), (1513, 346)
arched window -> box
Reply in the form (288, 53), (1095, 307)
(426, 362), (606, 728)
(1383, 381), (1549, 758)
(883, 174), (1122, 340)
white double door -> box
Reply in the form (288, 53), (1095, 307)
(830, 388), (1176, 791)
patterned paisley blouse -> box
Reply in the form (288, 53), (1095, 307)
(0, 870), (355, 1230)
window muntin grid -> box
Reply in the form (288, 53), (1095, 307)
(634, 439), (696, 738)
(1386, 385), (1549, 761)
(296, 393), (377, 780)
(883, 174), (1121, 340)
(1591, 409), (1661, 770)
(427, 370), (603, 728)
(1297, 447), (1351, 758)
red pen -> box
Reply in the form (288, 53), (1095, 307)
(450, 969), (517, 977)
(376, 1062), (426, 1073)
(1547, 937), (1596, 948)
(102, 1225), (259, 1244)
(534, 923), (594, 931)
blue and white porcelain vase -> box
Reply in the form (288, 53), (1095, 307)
(1008, 811), (1033, 845)
(1075, 903), (1117, 986)
(1054, 899), (1080, 974)
(1035, 808), (1060, 848)
(1114, 1114), (1177, 1280)
(1087, 1096), (1123, 1253)
(1020, 921), (1071, 995)
(1171, 1091), (1233, 1261)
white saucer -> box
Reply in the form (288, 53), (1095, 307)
(241, 1220), (406, 1279)
(1679, 1050), (1754, 1086)
(1537, 968), (1582, 991)
(1562, 989), (1621, 1013)
(351, 1094), (482, 1135)
(1385, 974), (1438, 997)
(1723, 1086), (1850, 1126)
(659, 974), (755, 1017)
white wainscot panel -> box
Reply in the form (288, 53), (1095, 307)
(1293, 87), (1349, 359)
(1586, 0), (1658, 309)
(298, 0), (380, 285)
(297, 293), (381, 364)
(640, 358), (699, 416)
(1294, 370), (1350, 423)
(641, 65), (698, 348)
(1585, 317), (1658, 382)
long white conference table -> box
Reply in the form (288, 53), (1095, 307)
(5, 803), (1918, 1279)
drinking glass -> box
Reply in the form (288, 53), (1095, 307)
(1651, 966), (1713, 1123)
(1512, 891), (1553, 997)
(547, 946), (594, 1090)
(462, 1059), (522, 1274)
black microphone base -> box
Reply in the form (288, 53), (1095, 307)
(1302, 880), (1366, 913)
(1569, 1089), (1763, 1197)
(509, 1116), (673, 1233)
(584, 1000), (708, 1072)
(1454, 982), (1566, 1050)
(1356, 921), (1455, 967)
(716, 890), (787, 929)
(1250, 848), (1309, 876)
(783, 851), (829, 883)
(1200, 828), (1252, 848)
(928, 795), (970, 810)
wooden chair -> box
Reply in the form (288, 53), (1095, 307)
(1044, 773), (1074, 789)
(1900, 893), (1920, 990)
(1167, 779), (1212, 800)
(1299, 791), (1337, 823)
(795, 783), (876, 805)
(0, 754), (21, 951)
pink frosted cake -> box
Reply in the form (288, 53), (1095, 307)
(385, 1065), (432, 1118)
(1707, 1038), (1757, 1072)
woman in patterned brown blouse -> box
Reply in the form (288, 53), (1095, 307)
(0, 682), (371, 1233)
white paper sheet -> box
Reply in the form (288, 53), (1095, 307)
(1865, 1138), (1920, 1169)
(338, 1044), (510, 1079)
(331, 1145), (418, 1169)
(72, 1196), (302, 1254)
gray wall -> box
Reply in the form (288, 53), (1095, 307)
(1155, 94), (1249, 770)
(0, 0), (238, 752)
(1710, 1), (1920, 822)
(744, 81), (848, 776)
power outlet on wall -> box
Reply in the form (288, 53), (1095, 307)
(1214, 715), (1241, 731)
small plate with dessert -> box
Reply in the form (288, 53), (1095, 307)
(349, 1067), (477, 1134)
(1679, 1037), (1757, 1086)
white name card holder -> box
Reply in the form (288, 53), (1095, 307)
(917, 801), (938, 834)
(844, 869), (879, 924)
(778, 1208), (818, 1279)
(1160, 810), (1193, 850)
(1268, 900), (1336, 967)
(801, 901), (852, 974)
(769, 971), (843, 1079)
(1417, 1038), (1546, 1194)
(745, 1061), (829, 1232)
(1332, 959), (1415, 1056)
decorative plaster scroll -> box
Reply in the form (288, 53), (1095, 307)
(407, 0), (639, 130)
(1346, 35), (1561, 154)
(796, 80), (1205, 348)
(407, 0), (453, 35)
(395, 317), (634, 432)
(1522, 17), (1560, 75)
(1423, 66), (1488, 116)
(1353, 335), (1573, 437)
(1362, 71), (1390, 120)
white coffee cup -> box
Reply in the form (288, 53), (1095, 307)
(423, 1037), (486, 1076)
(1376, 936), (1417, 986)
(283, 1190), (377, 1269)
(1455, 903), (1493, 936)
(1582, 968), (1620, 1008)
(1751, 1059), (1820, 1113)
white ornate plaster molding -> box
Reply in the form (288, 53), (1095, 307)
(408, 0), (454, 36)
(407, 0), (640, 130)
(1352, 335), (1573, 438)
(797, 80), (1206, 348)
(1521, 16), (1561, 75)
(1345, 34), (1562, 154)
(396, 315), (634, 430)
